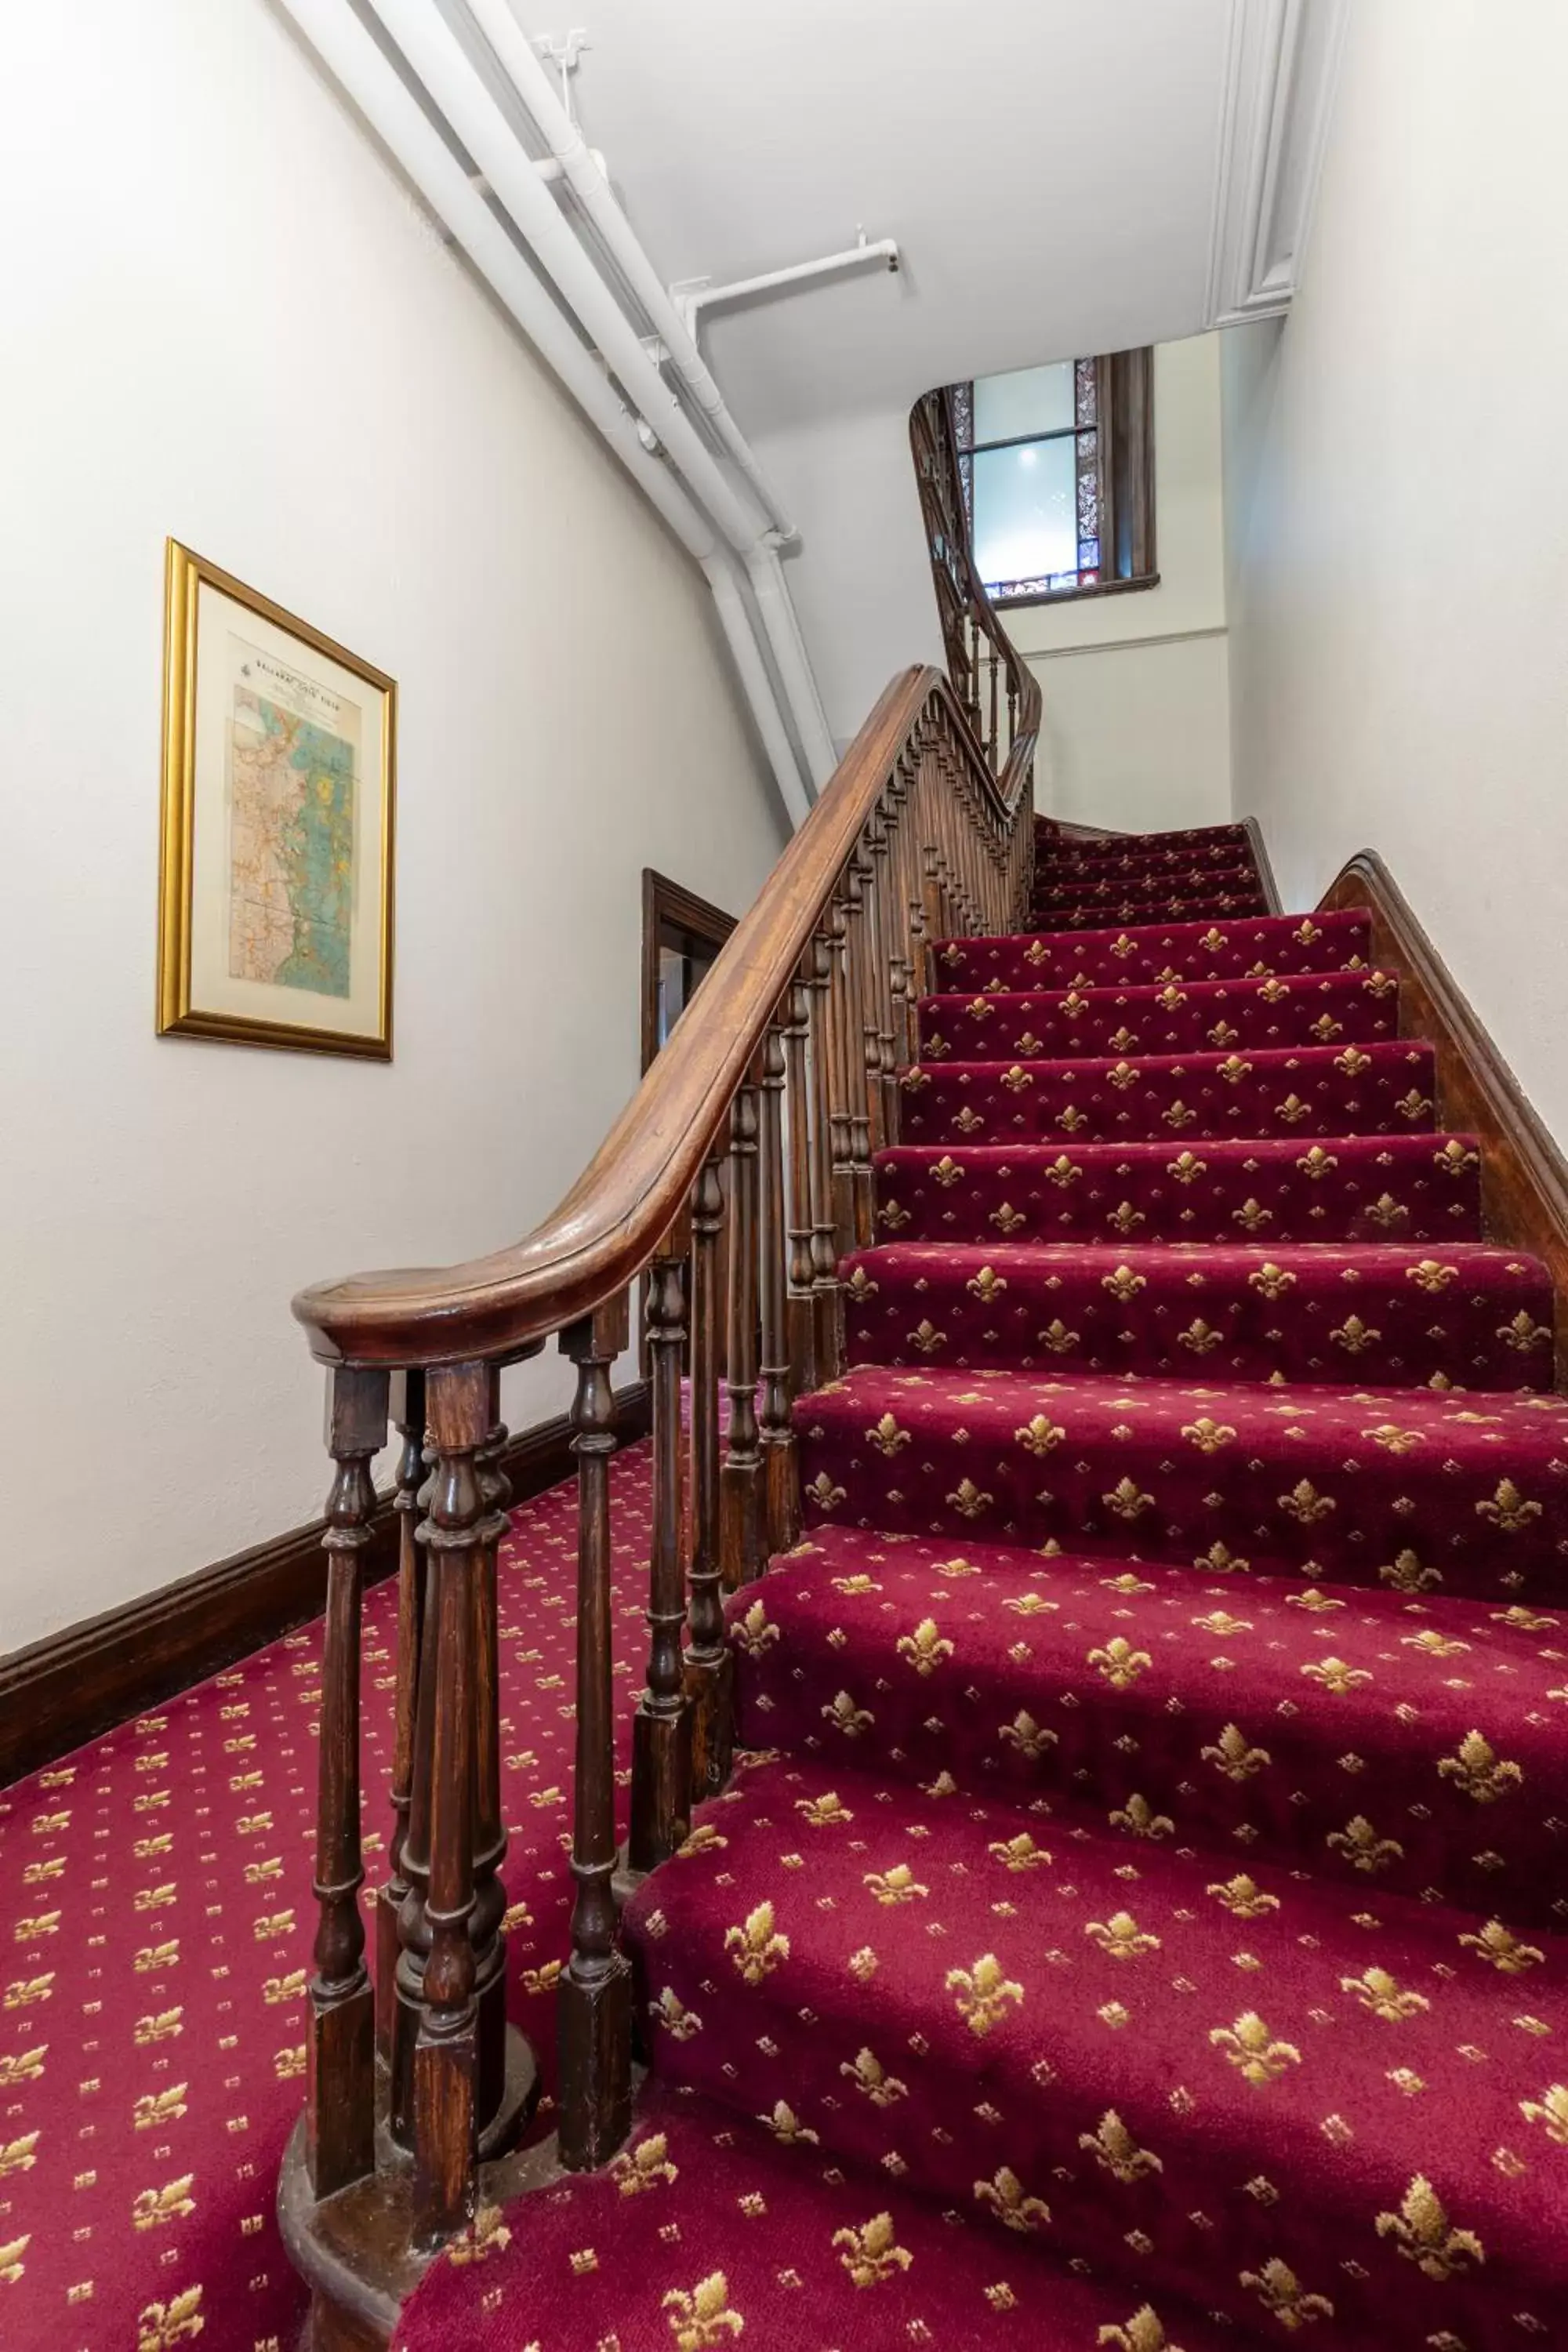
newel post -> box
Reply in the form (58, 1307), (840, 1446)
(307, 1365), (388, 2201)
(558, 1298), (634, 2171)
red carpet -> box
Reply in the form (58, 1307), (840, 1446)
(0, 1442), (659, 2351)
(401, 817), (1568, 2350)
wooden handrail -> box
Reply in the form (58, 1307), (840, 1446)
(282, 401), (1042, 2339)
(292, 662), (1034, 1370)
(909, 386), (1040, 782)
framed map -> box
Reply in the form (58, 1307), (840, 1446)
(157, 542), (396, 1056)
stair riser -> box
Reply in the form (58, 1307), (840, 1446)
(795, 1392), (1568, 1605)
(1034, 864), (1261, 908)
(1037, 828), (1250, 863)
(1029, 895), (1271, 930)
(898, 1044), (1439, 1148)
(920, 971), (1399, 1062)
(934, 909), (1370, 990)
(873, 1135), (1483, 1249)
(728, 1561), (1568, 1929)
(841, 1249), (1548, 1391)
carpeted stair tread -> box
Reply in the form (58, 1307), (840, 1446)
(728, 1525), (1568, 1925)
(794, 1363), (1568, 1600)
(934, 906), (1370, 989)
(897, 1040), (1440, 1146)
(393, 2079), (1234, 2352)
(626, 1750), (1568, 2349)
(919, 967), (1398, 1062)
(840, 1236), (1549, 1389)
(870, 1130), (1487, 1248)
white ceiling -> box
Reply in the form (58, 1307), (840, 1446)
(509, 0), (1239, 437)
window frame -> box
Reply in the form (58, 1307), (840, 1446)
(953, 348), (1158, 610)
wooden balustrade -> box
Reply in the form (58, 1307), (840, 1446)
(281, 619), (1038, 2331)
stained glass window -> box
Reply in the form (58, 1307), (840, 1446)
(949, 354), (1116, 601)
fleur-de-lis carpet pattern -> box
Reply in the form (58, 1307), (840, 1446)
(0, 1455), (665, 2352)
(392, 819), (1568, 2349)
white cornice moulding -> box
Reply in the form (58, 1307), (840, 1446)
(1204, 0), (1348, 331)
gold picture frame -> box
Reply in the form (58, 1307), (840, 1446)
(158, 540), (397, 1058)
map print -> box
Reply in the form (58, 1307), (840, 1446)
(227, 664), (357, 1000)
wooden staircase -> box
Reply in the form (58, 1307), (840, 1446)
(278, 390), (1568, 2351)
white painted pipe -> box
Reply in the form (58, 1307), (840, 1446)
(272, 0), (814, 815)
(680, 237), (902, 330)
(702, 557), (812, 828)
(466, 0), (797, 546)
(361, 0), (765, 561)
(745, 542), (838, 788)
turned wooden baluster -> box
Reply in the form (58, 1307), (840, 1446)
(808, 932), (844, 1381)
(628, 1237), (692, 1874)
(720, 1071), (764, 1588)
(870, 798), (901, 1141)
(378, 1367), (426, 2067)
(921, 844), (946, 1001)
(470, 1379), (511, 2125)
(862, 815), (893, 1147)
(885, 760), (916, 1086)
(684, 1152), (734, 1795)
(410, 1361), (488, 2248)
(558, 1299), (633, 2172)
(757, 1017), (800, 1552)
(842, 857), (877, 1241)
(989, 634), (1000, 771)
(782, 971), (818, 1396)
(847, 844), (884, 1163)
(824, 898), (858, 1255)
(307, 1366), (387, 2201)
(390, 1496), (437, 2148)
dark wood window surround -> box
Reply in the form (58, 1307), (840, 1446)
(953, 345), (1157, 612)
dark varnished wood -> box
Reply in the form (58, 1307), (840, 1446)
(409, 1362), (488, 2249)
(558, 1301), (634, 2170)
(470, 1382), (512, 2136)
(628, 1247), (692, 1874)
(377, 1370), (426, 2065)
(757, 1020), (800, 1553)
(685, 1155), (734, 1797)
(291, 666), (1034, 1374)
(307, 1367), (387, 2200)
(278, 408), (1041, 2331)
(1319, 849), (1568, 1388)
(1244, 815), (1283, 913)
(782, 972), (818, 1396)
(720, 1075), (763, 1589)
(641, 868), (736, 1076)
(806, 934), (844, 1382)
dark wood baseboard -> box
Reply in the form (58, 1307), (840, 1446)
(1243, 814), (1283, 913)
(0, 1381), (652, 1788)
(1320, 851), (1568, 1389)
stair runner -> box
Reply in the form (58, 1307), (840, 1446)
(401, 820), (1568, 2352)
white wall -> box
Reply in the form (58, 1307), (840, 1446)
(0, 0), (789, 1653)
(754, 406), (947, 751)
(1007, 332), (1232, 830)
(762, 336), (1233, 822)
(1221, 1), (1568, 1149)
